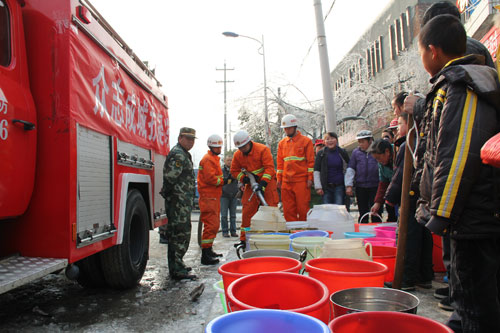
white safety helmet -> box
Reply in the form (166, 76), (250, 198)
(233, 130), (251, 148)
(356, 130), (373, 140)
(280, 114), (298, 128)
(207, 134), (223, 147)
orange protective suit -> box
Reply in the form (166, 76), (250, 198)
(197, 150), (223, 249)
(277, 131), (315, 221)
(231, 142), (279, 241)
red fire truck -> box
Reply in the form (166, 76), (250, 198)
(0, 0), (169, 292)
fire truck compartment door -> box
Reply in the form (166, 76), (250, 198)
(0, 0), (37, 219)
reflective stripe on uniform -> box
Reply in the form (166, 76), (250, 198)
(262, 173), (272, 181)
(242, 227), (251, 232)
(277, 170), (283, 174)
(437, 89), (477, 218)
(283, 156), (306, 162)
(237, 172), (245, 181)
(201, 238), (214, 244)
(307, 168), (314, 172)
(251, 167), (264, 175)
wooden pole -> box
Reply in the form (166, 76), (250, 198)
(393, 114), (414, 289)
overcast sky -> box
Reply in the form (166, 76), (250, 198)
(91, 0), (393, 163)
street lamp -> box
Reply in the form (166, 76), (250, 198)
(223, 31), (271, 147)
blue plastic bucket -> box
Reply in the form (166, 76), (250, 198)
(344, 232), (375, 239)
(205, 309), (330, 333)
(289, 230), (329, 250)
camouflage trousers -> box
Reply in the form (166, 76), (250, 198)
(165, 198), (193, 276)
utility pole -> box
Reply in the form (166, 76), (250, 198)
(216, 61), (234, 154)
(313, 0), (336, 133)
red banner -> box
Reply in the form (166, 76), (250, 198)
(69, 29), (169, 155)
(480, 26), (499, 62)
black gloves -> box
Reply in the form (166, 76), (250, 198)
(242, 176), (250, 184)
(256, 180), (268, 192)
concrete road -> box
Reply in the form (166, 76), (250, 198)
(0, 208), (452, 332)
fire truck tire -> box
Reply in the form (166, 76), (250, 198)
(101, 189), (149, 289)
(76, 253), (107, 288)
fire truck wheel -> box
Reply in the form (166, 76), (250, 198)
(101, 189), (150, 289)
(76, 253), (107, 288)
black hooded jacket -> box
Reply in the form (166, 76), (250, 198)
(418, 55), (500, 238)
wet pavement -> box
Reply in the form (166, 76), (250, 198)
(0, 208), (452, 332)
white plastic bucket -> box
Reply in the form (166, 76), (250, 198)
(291, 236), (328, 262)
(213, 280), (228, 313)
(247, 233), (290, 251)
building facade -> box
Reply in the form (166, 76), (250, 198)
(331, 0), (499, 150)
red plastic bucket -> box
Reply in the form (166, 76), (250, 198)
(227, 272), (331, 324)
(218, 257), (301, 306)
(364, 237), (396, 247)
(367, 246), (397, 282)
(374, 226), (397, 239)
(328, 311), (453, 332)
(305, 258), (388, 295)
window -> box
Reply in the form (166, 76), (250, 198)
(389, 25), (396, 60)
(378, 36), (384, 70)
(0, 0), (11, 67)
(395, 19), (402, 54)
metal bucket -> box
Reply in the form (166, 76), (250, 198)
(240, 249), (306, 262)
(330, 287), (419, 317)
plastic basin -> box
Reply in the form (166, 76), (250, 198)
(289, 230), (329, 250)
(305, 258), (388, 295)
(367, 246), (397, 282)
(328, 311), (453, 333)
(218, 257), (301, 308)
(291, 236), (328, 261)
(364, 237), (396, 247)
(205, 309), (330, 333)
(344, 232), (375, 239)
(226, 272), (331, 324)
(374, 226), (397, 239)
(354, 223), (379, 232)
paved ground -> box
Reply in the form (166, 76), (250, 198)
(0, 207), (452, 332)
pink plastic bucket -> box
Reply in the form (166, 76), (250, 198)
(364, 237), (396, 247)
(374, 226), (397, 239)
(329, 311), (453, 333)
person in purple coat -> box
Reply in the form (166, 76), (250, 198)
(345, 130), (382, 223)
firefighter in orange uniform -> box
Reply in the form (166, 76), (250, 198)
(277, 114), (315, 221)
(231, 130), (279, 243)
(198, 134), (224, 265)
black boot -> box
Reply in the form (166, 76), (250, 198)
(201, 248), (219, 265)
(209, 247), (223, 258)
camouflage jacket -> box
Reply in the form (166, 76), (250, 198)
(162, 143), (195, 202)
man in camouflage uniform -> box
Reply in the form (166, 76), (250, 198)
(162, 127), (197, 280)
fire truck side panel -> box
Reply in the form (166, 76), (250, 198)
(0, 0), (169, 265)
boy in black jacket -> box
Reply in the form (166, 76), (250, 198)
(417, 15), (500, 332)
